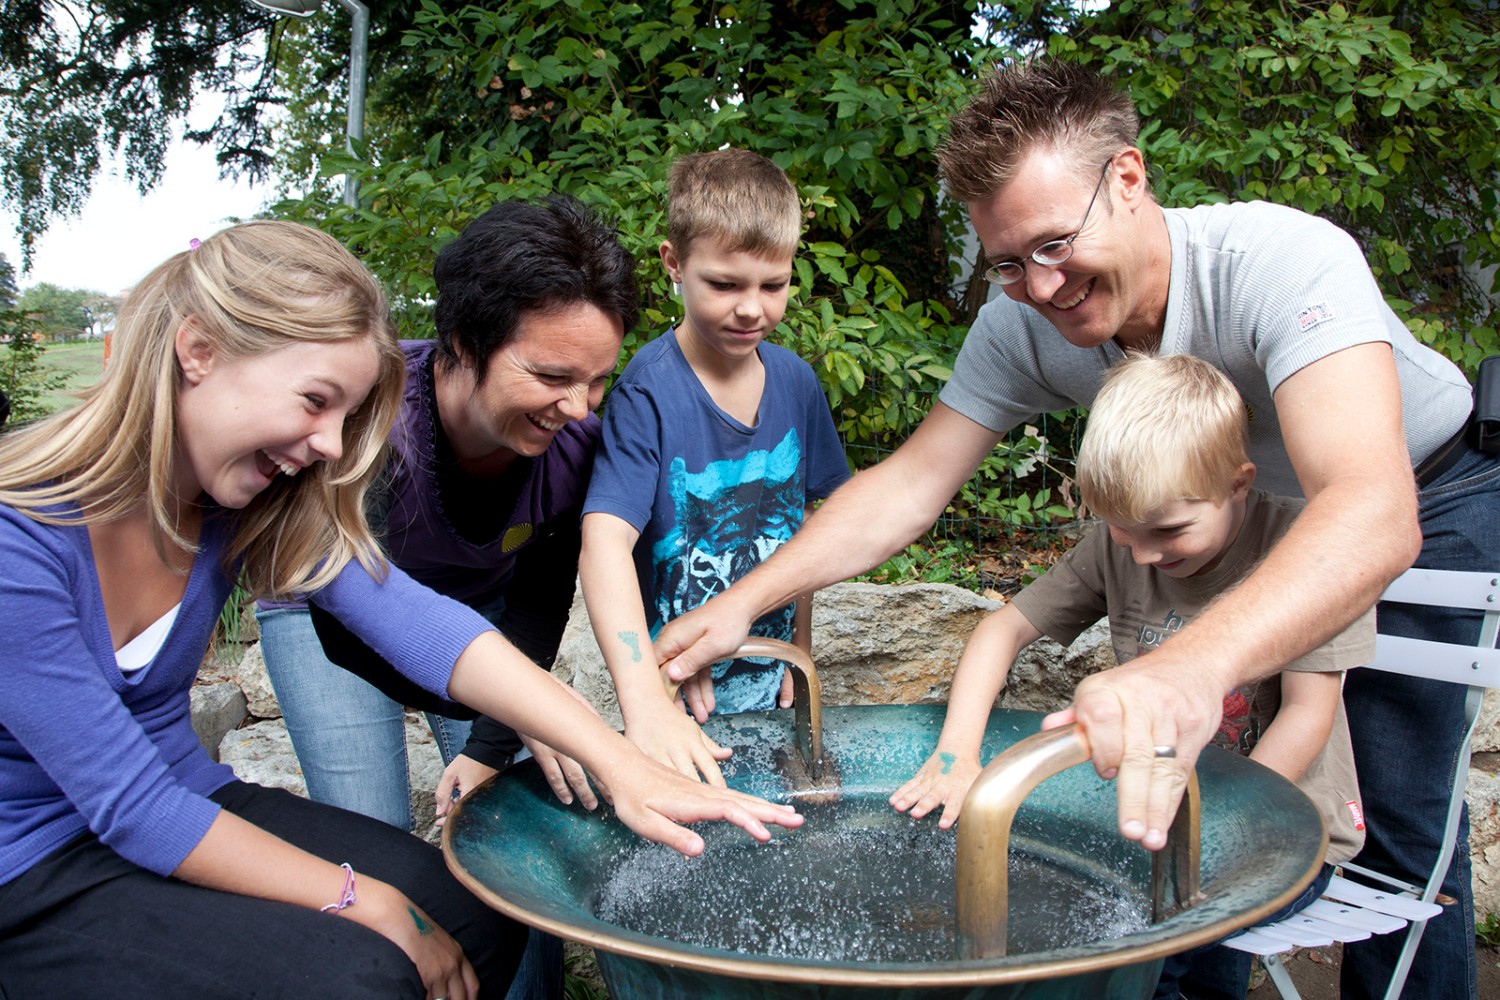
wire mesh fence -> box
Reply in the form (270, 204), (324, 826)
(833, 341), (1089, 597)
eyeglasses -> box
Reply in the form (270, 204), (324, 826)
(983, 158), (1113, 286)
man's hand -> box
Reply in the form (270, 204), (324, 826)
(1045, 649), (1225, 850)
(654, 595), (755, 691)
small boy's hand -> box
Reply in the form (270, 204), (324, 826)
(679, 666), (718, 723)
(888, 750), (982, 829)
(778, 666), (795, 709)
(521, 733), (600, 811)
(625, 701), (733, 787)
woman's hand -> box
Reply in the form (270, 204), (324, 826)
(888, 750), (982, 829)
(520, 732), (599, 810)
(433, 753), (499, 829)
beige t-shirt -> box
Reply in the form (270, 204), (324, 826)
(1012, 489), (1374, 864)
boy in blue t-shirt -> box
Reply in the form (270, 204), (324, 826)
(581, 149), (850, 783)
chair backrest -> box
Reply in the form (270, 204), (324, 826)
(1367, 569), (1500, 687)
(1359, 567), (1500, 922)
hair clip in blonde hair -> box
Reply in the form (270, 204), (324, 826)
(189, 238), (202, 251)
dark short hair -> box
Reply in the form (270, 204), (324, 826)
(940, 58), (1140, 202)
(432, 195), (639, 383)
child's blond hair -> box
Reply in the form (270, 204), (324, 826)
(666, 149), (801, 262)
(1077, 353), (1250, 523)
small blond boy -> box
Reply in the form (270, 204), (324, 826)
(580, 150), (849, 783)
(890, 352), (1372, 999)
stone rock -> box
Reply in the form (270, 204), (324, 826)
(404, 711), (446, 837)
(807, 582), (1000, 705)
(218, 719), (306, 795)
(1001, 621), (1117, 714)
(234, 641), (282, 720)
(1470, 754), (1500, 918)
(189, 681), (247, 762)
(553, 587), (622, 730)
(1473, 689), (1500, 754)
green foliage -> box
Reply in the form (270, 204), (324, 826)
(0, 1), (289, 266)
(256, 0), (1500, 586)
(16, 283), (114, 341)
(271, 0), (1077, 533)
(562, 947), (610, 1000)
(1051, 0), (1500, 376)
(0, 322), (68, 425)
(1479, 911), (1500, 947)
(0, 254), (17, 310)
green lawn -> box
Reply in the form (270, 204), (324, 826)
(37, 339), (107, 414)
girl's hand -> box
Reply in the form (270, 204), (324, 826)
(889, 750), (982, 829)
(355, 879), (478, 1000)
(595, 755), (804, 857)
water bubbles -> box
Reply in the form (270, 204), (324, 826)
(591, 798), (1147, 963)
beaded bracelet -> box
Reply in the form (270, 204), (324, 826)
(321, 863), (357, 913)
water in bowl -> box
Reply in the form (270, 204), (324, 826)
(592, 797), (1148, 963)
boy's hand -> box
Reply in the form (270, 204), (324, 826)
(433, 753), (499, 829)
(778, 666), (795, 709)
(679, 664), (718, 722)
(889, 750), (982, 829)
(625, 700), (733, 786)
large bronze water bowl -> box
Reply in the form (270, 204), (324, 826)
(444, 642), (1327, 999)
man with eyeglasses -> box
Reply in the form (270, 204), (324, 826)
(653, 57), (1495, 1000)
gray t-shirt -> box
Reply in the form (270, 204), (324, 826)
(1012, 490), (1374, 863)
(941, 200), (1473, 497)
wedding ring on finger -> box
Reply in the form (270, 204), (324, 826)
(1152, 745), (1177, 759)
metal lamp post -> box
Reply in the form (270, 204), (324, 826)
(251, 0), (369, 208)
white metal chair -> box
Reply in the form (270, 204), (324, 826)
(1222, 567), (1500, 1000)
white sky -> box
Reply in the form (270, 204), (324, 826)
(1, 136), (271, 297)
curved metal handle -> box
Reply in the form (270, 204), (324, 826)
(955, 724), (1201, 959)
(732, 638), (824, 781)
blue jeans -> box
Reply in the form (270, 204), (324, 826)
(1155, 865), (1334, 1000)
(1339, 443), (1500, 1000)
(256, 605), (473, 830)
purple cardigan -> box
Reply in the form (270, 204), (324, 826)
(0, 502), (491, 886)
(378, 340), (598, 613)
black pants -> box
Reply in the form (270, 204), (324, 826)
(0, 781), (523, 999)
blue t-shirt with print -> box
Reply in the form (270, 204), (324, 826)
(584, 329), (850, 713)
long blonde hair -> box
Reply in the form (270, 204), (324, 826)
(0, 221), (405, 599)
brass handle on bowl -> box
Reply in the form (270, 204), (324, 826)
(660, 637), (825, 780)
(955, 724), (1202, 959)
(731, 638), (824, 781)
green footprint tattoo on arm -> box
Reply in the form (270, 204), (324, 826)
(618, 630), (643, 662)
